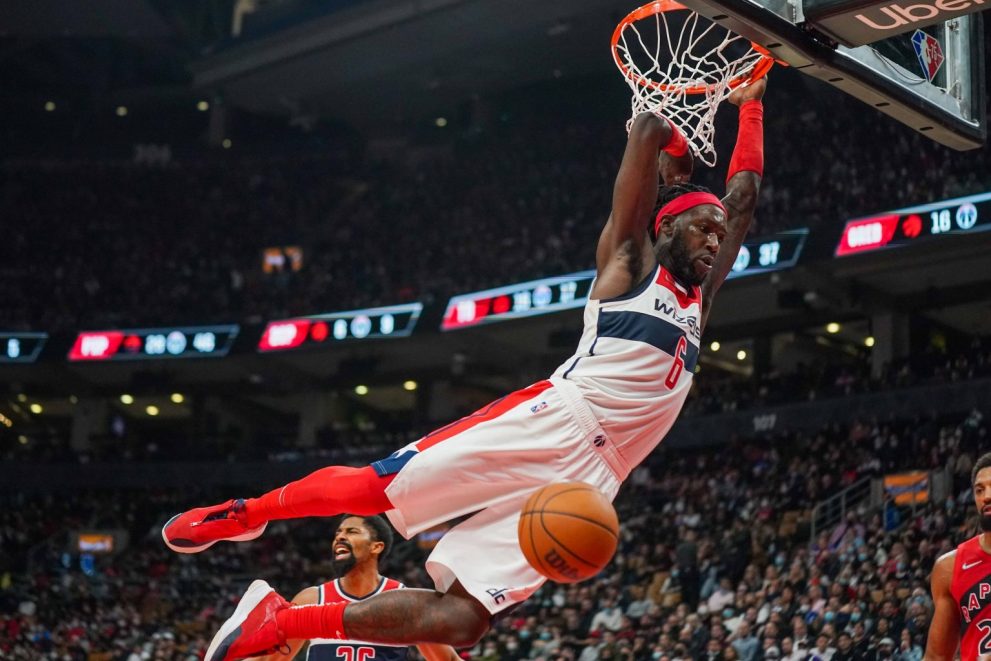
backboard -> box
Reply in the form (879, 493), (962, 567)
(675, 0), (985, 150)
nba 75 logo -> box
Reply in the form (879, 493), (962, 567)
(911, 29), (944, 82)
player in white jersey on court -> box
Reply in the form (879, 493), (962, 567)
(162, 78), (767, 660)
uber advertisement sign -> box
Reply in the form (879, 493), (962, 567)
(803, 0), (986, 46)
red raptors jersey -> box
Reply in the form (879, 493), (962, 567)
(308, 577), (406, 661)
(951, 535), (991, 660)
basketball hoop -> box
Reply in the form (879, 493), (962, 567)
(611, 1), (774, 166)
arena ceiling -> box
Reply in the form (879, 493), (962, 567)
(190, 0), (636, 126)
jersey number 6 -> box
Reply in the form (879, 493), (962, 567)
(664, 336), (688, 389)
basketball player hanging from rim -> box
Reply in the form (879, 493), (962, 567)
(164, 76), (768, 661)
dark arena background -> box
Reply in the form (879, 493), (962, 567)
(2, 1), (991, 659)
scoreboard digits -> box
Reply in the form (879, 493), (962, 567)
(836, 191), (991, 256)
(68, 326), (239, 361)
(0, 333), (47, 364)
(257, 303), (422, 352)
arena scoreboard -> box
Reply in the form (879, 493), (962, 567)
(257, 303), (422, 352)
(68, 325), (239, 361)
(836, 190), (991, 256)
(442, 230), (808, 330)
(728, 229), (807, 277)
(0, 332), (48, 364)
(441, 271), (595, 331)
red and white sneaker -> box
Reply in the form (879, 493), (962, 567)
(162, 498), (267, 554)
(205, 579), (290, 661)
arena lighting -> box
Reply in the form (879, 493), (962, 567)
(44, 101), (56, 112)
(865, 336), (876, 347)
(29, 404), (43, 414)
(170, 393), (185, 404)
(116, 106), (128, 117)
(146, 405), (160, 416)
(197, 100), (210, 111)
(710, 341), (721, 352)
(18, 435), (27, 445)
(826, 322), (842, 334)
(403, 380), (418, 391)
(69, 395), (78, 404)
(16, 394), (27, 403)
(120, 394), (134, 405)
(355, 385), (369, 396)
(736, 350), (747, 361)
(435, 117), (448, 127)
(222, 138), (232, 149)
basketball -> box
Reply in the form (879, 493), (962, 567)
(517, 482), (620, 583)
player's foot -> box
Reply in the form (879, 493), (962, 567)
(205, 579), (290, 661)
(162, 498), (267, 554)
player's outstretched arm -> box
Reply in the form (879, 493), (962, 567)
(700, 78), (766, 329)
(924, 551), (960, 661)
(591, 112), (687, 300)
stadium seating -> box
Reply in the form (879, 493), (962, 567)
(3, 79), (990, 333)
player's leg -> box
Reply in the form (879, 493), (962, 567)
(162, 464), (394, 553)
(165, 379), (608, 553)
(294, 581), (490, 646)
(206, 580), (489, 661)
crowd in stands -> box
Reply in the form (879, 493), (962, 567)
(3, 78), (991, 333)
(1, 401), (987, 660)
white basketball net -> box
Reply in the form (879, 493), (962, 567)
(613, 7), (767, 166)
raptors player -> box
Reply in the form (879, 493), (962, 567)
(256, 515), (458, 661)
(164, 78), (767, 661)
(926, 453), (991, 661)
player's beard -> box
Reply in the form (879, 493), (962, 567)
(669, 231), (704, 287)
(980, 513), (991, 532)
(332, 552), (357, 577)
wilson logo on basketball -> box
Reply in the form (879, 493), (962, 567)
(544, 548), (580, 581)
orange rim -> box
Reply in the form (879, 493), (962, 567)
(610, 0), (774, 96)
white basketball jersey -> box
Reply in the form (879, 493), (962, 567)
(551, 264), (702, 469)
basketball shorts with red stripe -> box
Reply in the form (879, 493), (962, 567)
(370, 376), (627, 614)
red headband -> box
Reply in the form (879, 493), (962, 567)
(654, 192), (726, 237)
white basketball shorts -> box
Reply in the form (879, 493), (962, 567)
(370, 376), (627, 614)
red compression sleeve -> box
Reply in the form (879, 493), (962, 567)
(243, 465), (395, 528)
(277, 602), (349, 641)
(662, 118), (689, 157)
(726, 100), (764, 184)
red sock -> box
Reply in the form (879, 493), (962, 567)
(244, 465), (395, 528)
(277, 602), (349, 640)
